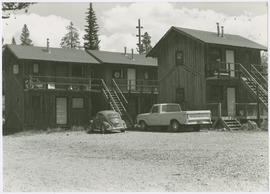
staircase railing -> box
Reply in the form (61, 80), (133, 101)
(112, 79), (128, 106)
(238, 64), (268, 108)
(112, 80), (134, 127)
(250, 64), (268, 91)
(100, 79), (121, 114)
(239, 64), (267, 95)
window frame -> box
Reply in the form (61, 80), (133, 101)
(33, 63), (39, 74)
(72, 97), (84, 109)
(175, 50), (184, 66)
(13, 64), (19, 74)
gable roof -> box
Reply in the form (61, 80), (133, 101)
(147, 26), (267, 57)
(5, 44), (100, 64)
(87, 50), (157, 67)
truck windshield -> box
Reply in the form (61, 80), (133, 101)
(162, 104), (181, 112)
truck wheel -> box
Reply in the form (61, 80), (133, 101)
(139, 121), (147, 130)
(170, 120), (180, 132)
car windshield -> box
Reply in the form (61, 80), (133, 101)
(162, 104), (181, 112)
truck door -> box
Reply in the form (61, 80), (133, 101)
(148, 105), (160, 126)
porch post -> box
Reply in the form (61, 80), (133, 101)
(218, 103), (222, 118)
(256, 85), (261, 127)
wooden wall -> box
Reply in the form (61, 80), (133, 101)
(157, 30), (206, 110)
(2, 49), (25, 133)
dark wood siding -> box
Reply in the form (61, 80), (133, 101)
(157, 31), (206, 110)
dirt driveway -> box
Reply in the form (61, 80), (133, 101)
(3, 130), (268, 192)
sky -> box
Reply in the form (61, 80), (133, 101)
(1, 2), (268, 53)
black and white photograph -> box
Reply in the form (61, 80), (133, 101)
(1, 1), (268, 192)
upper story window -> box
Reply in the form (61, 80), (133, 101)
(13, 64), (19, 74)
(113, 68), (124, 79)
(72, 65), (83, 77)
(175, 50), (184, 66)
(33, 63), (39, 74)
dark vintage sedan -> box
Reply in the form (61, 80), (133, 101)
(87, 110), (127, 133)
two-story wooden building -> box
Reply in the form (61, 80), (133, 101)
(2, 44), (158, 133)
(147, 25), (267, 129)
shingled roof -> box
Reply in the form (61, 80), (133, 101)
(5, 44), (99, 64)
(87, 50), (157, 67)
(148, 26), (267, 57)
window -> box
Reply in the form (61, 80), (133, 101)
(72, 65), (83, 77)
(175, 88), (185, 103)
(72, 98), (84, 108)
(162, 104), (181, 112)
(33, 63), (39, 74)
(113, 69), (124, 79)
(151, 105), (159, 113)
(175, 50), (184, 66)
(13, 64), (19, 74)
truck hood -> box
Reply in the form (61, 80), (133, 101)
(137, 113), (150, 118)
(183, 110), (211, 114)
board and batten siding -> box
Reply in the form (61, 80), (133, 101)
(157, 31), (206, 110)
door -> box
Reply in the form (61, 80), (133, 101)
(127, 68), (136, 90)
(227, 88), (236, 117)
(148, 105), (160, 125)
(226, 50), (235, 77)
(56, 97), (67, 125)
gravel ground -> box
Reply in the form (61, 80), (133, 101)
(3, 130), (269, 192)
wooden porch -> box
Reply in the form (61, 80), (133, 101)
(24, 75), (159, 94)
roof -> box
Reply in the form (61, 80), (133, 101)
(87, 50), (157, 67)
(5, 44), (100, 64)
(148, 26), (267, 57)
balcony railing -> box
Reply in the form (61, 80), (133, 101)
(113, 78), (159, 94)
(206, 62), (240, 78)
(24, 76), (159, 94)
(24, 75), (101, 91)
(206, 102), (268, 120)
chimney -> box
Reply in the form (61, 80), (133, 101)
(221, 26), (224, 37)
(131, 48), (134, 60)
(124, 47), (127, 56)
(216, 22), (220, 37)
(46, 38), (50, 52)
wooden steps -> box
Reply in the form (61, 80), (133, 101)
(222, 118), (242, 130)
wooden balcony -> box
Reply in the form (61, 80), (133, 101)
(24, 75), (101, 92)
(24, 76), (159, 94)
(206, 62), (240, 80)
(114, 78), (159, 94)
(206, 102), (268, 120)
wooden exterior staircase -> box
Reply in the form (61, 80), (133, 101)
(100, 79), (134, 128)
(239, 64), (268, 109)
(222, 118), (242, 130)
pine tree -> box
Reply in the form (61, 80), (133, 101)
(60, 22), (80, 49)
(141, 32), (152, 54)
(83, 3), (100, 50)
(20, 24), (33, 46)
(12, 37), (16, 45)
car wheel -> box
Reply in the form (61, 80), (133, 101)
(170, 120), (180, 132)
(139, 121), (147, 130)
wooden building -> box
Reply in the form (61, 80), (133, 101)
(147, 25), (267, 129)
(3, 44), (158, 133)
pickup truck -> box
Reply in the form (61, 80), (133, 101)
(136, 103), (212, 131)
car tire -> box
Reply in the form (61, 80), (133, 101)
(170, 120), (180, 132)
(139, 121), (147, 130)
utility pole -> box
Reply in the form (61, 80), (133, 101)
(136, 19), (143, 54)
